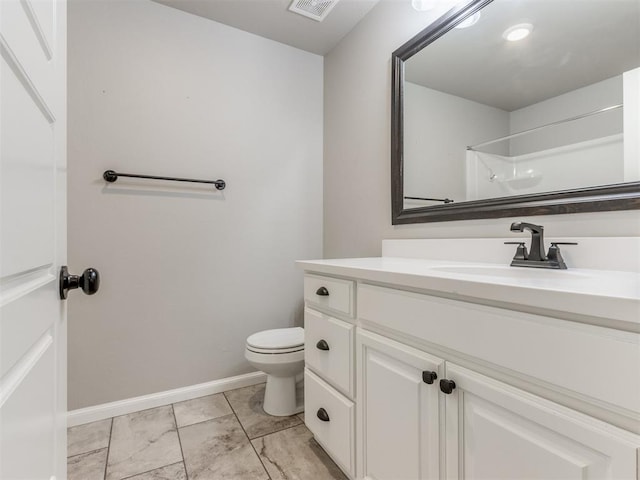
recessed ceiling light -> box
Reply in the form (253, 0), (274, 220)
(454, 11), (481, 29)
(503, 23), (533, 42)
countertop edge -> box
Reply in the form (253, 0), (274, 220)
(296, 259), (640, 329)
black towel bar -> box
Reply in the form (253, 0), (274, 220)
(103, 170), (225, 190)
(404, 196), (453, 203)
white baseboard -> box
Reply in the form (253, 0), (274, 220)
(67, 371), (267, 427)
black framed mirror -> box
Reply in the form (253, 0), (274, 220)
(391, 0), (640, 224)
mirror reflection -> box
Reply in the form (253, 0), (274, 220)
(402, 0), (640, 210)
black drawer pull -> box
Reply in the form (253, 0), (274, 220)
(315, 286), (329, 296)
(316, 408), (330, 422)
(316, 339), (330, 351)
(439, 379), (456, 394)
(422, 371), (437, 384)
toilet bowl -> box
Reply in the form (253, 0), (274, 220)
(245, 327), (304, 416)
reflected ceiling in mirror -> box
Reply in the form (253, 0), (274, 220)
(392, 0), (640, 223)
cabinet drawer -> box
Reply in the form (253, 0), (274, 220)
(304, 274), (355, 317)
(304, 308), (354, 397)
(304, 368), (355, 478)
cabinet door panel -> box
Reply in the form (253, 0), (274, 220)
(357, 329), (444, 480)
(445, 364), (639, 480)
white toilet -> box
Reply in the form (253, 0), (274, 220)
(245, 327), (304, 416)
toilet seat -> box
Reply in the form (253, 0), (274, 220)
(246, 345), (304, 354)
(246, 327), (304, 353)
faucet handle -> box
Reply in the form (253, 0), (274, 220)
(546, 242), (577, 269)
(504, 241), (528, 260)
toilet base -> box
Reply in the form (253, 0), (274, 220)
(263, 375), (303, 417)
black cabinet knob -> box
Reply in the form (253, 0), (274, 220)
(439, 379), (456, 394)
(316, 339), (330, 351)
(315, 286), (329, 296)
(316, 408), (330, 422)
(59, 266), (100, 300)
(422, 371), (438, 384)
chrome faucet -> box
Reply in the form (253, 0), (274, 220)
(506, 222), (577, 269)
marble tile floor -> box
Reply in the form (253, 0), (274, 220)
(67, 383), (347, 480)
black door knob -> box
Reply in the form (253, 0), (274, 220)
(316, 408), (330, 422)
(422, 371), (438, 384)
(315, 286), (329, 296)
(316, 339), (330, 351)
(59, 266), (100, 300)
(439, 379), (456, 394)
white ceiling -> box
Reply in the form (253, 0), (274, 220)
(152, 0), (381, 55)
(405, 0), (640, 111)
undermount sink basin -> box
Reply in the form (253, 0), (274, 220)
(430, 265), (588, 280)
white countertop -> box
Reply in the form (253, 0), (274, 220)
(297, 257), (640, 328)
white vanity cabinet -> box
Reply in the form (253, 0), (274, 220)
(299, 253), (640, 480)
(356, 284), (640, 480)
(356, 327), (639, 479)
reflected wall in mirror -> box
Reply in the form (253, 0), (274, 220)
(392, 0), (640, 224)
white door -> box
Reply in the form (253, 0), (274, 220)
(443, 363), (640, 479)
(1, 0), (67, 478)
(357, 329), (443, 480)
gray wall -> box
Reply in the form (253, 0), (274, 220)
(323, 0), (640, 259)
(68, 0), (323, 409)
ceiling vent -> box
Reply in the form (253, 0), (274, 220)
(288, 0), (340, 22)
